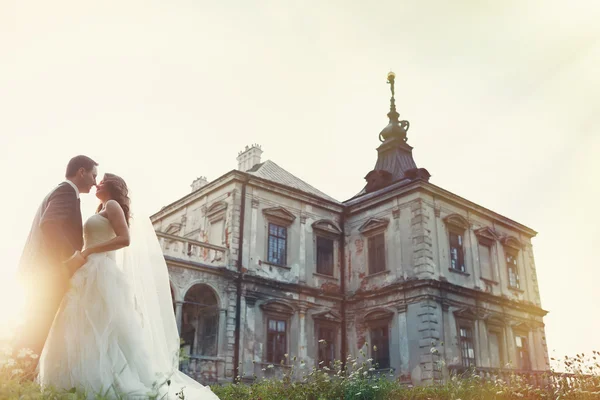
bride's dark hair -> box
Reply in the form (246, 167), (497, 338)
(96, 173), (131, 225)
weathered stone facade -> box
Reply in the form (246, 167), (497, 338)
(151, 77), (549, 385)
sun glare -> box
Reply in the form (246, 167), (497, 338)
(0, 273), (25, 341)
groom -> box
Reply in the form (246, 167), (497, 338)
(15, 155), (98, 365)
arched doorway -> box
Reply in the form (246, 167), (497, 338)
(180, 284), (219, 358)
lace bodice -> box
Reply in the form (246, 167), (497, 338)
(83, 214), (116, 258)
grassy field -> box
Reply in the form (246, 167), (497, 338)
(1, 345), (599, 399)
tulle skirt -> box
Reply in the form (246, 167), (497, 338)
(38, 253), (219, 399)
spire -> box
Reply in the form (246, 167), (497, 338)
(355, 72), (429, 196)
(379, 71), (410, 143)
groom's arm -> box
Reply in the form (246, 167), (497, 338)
(39, 185), (80, 263)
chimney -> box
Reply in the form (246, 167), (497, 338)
(237, 144), (263, 172)
(191, 176), (208, 192)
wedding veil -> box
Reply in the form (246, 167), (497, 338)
(117, 214), (181, 383)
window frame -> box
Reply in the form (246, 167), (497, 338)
(315, 321), (338, 368)
(506, 248), (520, 289)
(515, 333), (531, 370)
(316, 235), (335, 276)
(267, 222), (288, 266)
(449, 227), (466, 273)
(369, 319), (391, 370)
(261, 301), (294, 365)
(458, 323), (476, 368)
(266, 317), (288, 364)
(367, 232), (387, 275)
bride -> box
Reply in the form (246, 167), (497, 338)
(38, 173), (220, 399)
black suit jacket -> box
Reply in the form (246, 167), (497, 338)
(18, 182), (83, 278)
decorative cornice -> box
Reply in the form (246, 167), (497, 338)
(251, 197), (260, 209)
(501, 235), (523, 250)
(312, 219), (342, 235)
(363, 308), (395, 322)
(260, 300), (295, 316)
(475, 226), (499, 243)
(207, 201), (227, 219)
(312, 310), (342, 322)
(392, 207), (400, 219)
(358, 217), (390, 235)
(443, 213), (470, 231)
(262, 206), (296, 226)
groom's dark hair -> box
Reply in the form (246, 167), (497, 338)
(65, 155), (98, 178)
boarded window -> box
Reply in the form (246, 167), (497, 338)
(506, 251), (520, 289)
(209, 218), (224, 245)
(370, 322), (390, 369)
(267, 318), (287, 363)
(459, 326), (476, 367)
(515, 335), (531, 370)
(488, 331), (502, 368)
(368, 233), (386, 274)
(449, 231), (465, 272)
(479, 243), (492, 280)
(317, 325), (336, 367)
(316, 236), (334, 276)
(268, 223), (287, 265)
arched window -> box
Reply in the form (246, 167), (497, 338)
(181, 284), (219, 357)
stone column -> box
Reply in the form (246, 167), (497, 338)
(528, 330), (537, 370)
(299, 215), (307, 283)
(468, 226), (481, 286)
(175, 301), (183, 334)
(473, 318), (482, 366)
(396, 305), (410, 378)
(243, 296), (257, 378)
(298, 305), (308, 361)
(218, 308), (228, 357)
(477, 319), (490, 367)
(250, 198), (259, 269)
(505, 324), (515, 368)
(392, 207), (403, 278)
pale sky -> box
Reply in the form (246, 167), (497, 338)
(1, 0), (599, 366)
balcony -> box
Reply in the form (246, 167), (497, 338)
(156, 231), (228, 267)
(448, 365), (586, 390)
(179, 355), (225, 384)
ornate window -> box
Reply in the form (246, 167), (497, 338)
(502, 236), (522, 290)
(368, 233), (386, 274)
(268, 223), (287, 266)
(459, 325), (476, 368)
(263, 207), (296, 267)
(444, 214), (470, 273)
(261, 302), (294, 364)
(449, 231), (466, 272)
(359, 218), (389, 276)
(267, 318), (287, 363)
(515, 334), (531, 370)
(316, 236), (334, 276)
(313, 310), (341, 369)
(364, 309), (393, 370)
(475, 227), (498, 282)
(312, 219), (342, 277)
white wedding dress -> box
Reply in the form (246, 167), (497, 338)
(38, 214), (220, 399)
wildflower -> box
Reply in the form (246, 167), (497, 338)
(17, 348), (33, 358)
(318, 339), (326, 344)
(267, 364), (274, 369)
(373, 345), (378, 352)
(11, 368), (24, 375)
(6, 358), (16, 367)
(1, 345), (12, 356)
